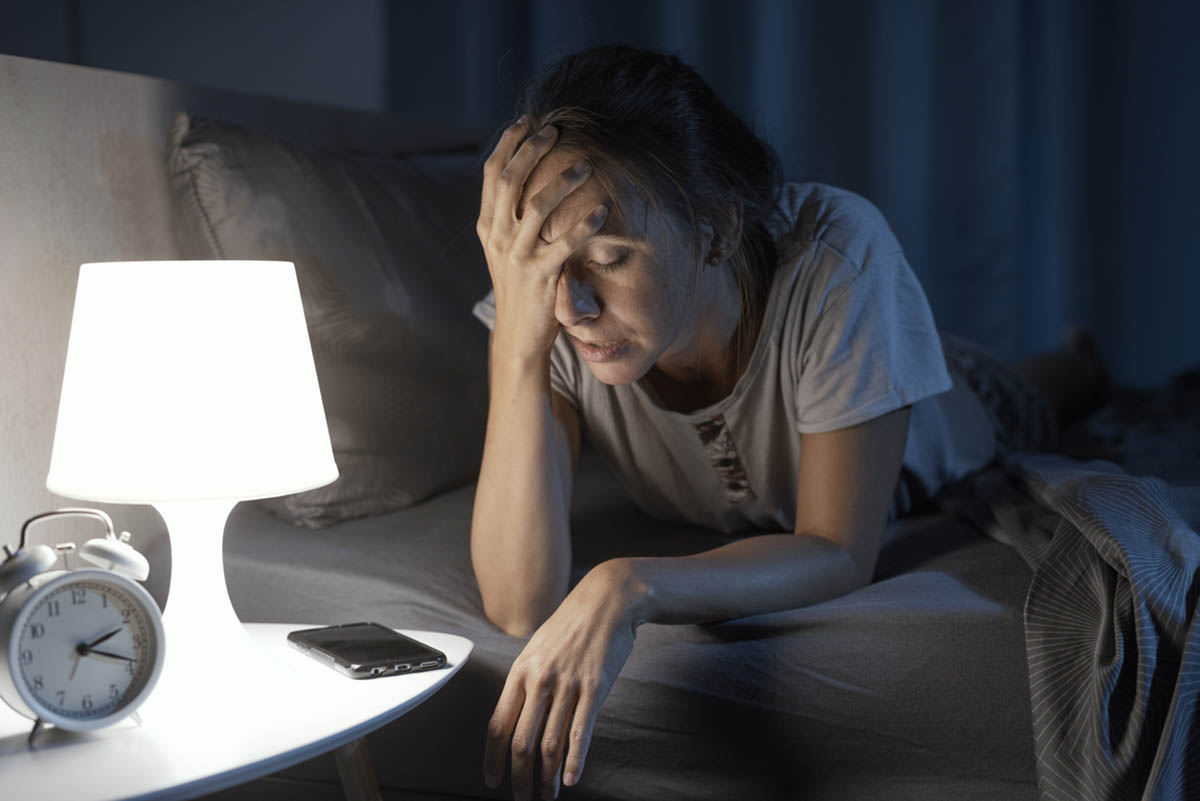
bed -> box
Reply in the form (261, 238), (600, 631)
(2, 53), (1197, 801)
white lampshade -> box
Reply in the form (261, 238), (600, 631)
(47, 260), (337, 502)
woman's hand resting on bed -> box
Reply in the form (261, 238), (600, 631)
(483, 559), (648, 801)
(477, 115), (608, 364)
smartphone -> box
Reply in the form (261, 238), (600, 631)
(287, 621), (447, 679)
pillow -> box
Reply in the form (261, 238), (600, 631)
(166, 111), (491, 529)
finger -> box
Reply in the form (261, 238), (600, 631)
(483, 678), (526, 789)
(539, 685), (579, 801)
(511, 158), (595, 256)
(509, 676), (554, 801)
(561, 689), (602, 789)
(545, 204), (609, 264)
(478, 114), (533, 237)
(494, 124), (558, 232)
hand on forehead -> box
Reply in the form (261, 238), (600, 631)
(518, 146), (638, 244)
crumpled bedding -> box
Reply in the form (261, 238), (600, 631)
(933, 365), (1200, 801)
(1056, 365), (1200, 487)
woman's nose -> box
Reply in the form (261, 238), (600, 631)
(554, 268), (600, 327)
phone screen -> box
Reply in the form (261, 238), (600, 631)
(288, 622), (446, 673)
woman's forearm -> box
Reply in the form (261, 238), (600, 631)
(603, 533), (868, 627)
(471, 347), (573, 636)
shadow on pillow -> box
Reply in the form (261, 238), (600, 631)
(166, 111), (491, 528)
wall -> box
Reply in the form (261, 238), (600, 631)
(0, 0), (388, 112)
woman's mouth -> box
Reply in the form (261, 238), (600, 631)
(568, 334), (628, 363)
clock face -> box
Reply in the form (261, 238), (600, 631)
(13, 573), (162, 723)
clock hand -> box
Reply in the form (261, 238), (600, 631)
(74, 625), (125, 658)
(86, 627), (123, 649)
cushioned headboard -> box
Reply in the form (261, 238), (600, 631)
(0, 53), (485, 607)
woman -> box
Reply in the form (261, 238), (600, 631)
(470, 45), (1107, 801)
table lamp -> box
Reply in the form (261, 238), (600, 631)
(45, 261), (338, 692)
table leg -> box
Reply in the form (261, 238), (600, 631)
(333, 736), (382, 801)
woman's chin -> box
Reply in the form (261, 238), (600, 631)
(584, 356), (647, 386)
(585, 364), (637, 385)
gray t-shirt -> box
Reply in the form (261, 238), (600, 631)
(473, 181), (995, 533)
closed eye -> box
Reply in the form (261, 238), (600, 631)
(589, 253), (628, 272)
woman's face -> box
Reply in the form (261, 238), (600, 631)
(518, 147), (714, 386)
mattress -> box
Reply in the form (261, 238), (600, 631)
(217, 444), (1041, 801)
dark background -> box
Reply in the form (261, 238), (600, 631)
(4, 0), (1197, 389)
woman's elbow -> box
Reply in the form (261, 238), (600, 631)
(480, 596), (553, 638)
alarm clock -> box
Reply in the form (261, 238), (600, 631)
(0, 508), (165, 747)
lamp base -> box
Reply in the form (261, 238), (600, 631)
(150, 500), (262, 702)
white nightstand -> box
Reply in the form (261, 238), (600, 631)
(0, 623), (473, 801)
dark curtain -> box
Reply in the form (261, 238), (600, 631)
(386, 0), (1200, 389)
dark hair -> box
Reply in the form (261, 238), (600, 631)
(506, 45), (790, 366)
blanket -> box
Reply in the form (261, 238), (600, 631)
(934, 365), (1200, 801)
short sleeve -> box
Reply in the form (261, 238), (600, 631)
(794, 249), (952, 434)
(471, 290), (583, 409)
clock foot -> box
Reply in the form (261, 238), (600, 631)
(28, 717), (45, 749)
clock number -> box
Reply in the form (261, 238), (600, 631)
(82, 694), (93, 710)
(71, 588), (87, 605)
(46, 600), (61, 617)
(30, 623), (45, 639)
(19, 649), (32, 666)
(109, 683), (120, 701)
(33, 675), (44, 691)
